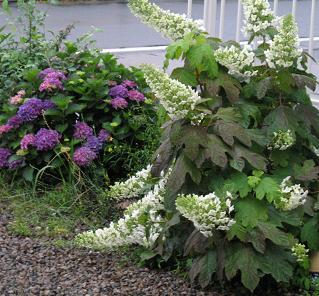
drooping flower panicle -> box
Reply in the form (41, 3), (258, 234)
(107, 165), (152, 200)
(176, 192), (236, 237)
(73, 122), (93, 140)
(128, 0), (203, 41)
(141, 64), (202, 123)
(76, 171), (170, 249)
(265, 14), (302, 69)
(20, 134), (36, 150)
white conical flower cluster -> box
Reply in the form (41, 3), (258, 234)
(176, 192), (236, 237)
(107, 165), (152, 200)
(128, 0), (203, 41)
(265, 15), (302, 69)
(141, 64), (203, 123)
(214, 45), (256, 77)
(275, 176), (308, 211)
(242, 0), (276, 37)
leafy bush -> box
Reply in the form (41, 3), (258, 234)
(77, 0), (319, 293)
(0, 1), (160, 184)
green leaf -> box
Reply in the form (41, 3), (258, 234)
(259, 244), (294, 283)
(186, 43), (218, 78)
(235, 198), (268, 228)
(22, 166), (34, 182)
(301, 216), (319, 250)
(232, 144), (267, 171)
(171, 67), (198, 87)
(66, 103), (86, 115)
(225, 244), (260, 292)
(293, 159), (319, 181)
(213, 120), (252, 147)
(263, 106), (300, 136)
(51, 95), (73, 110)
(189, 250), (217, 288)
(224, 172), (251, 197)
(255, 177), (281, 203)
(165, 153), (201, 210)
(257, 222), (292, 248)
(292, 74), (317, 91)
(23, 68), (40, 82)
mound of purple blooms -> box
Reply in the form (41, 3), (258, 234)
(39, 68), (67, 92)
(73, 122), (93, 140)
(0, 99), (55, 136)
(34, 129), (61, 151)
(17, 98), (55, 123)
(108, 80), (145, 110)
(72, 122), (110, 167)
(20, 129), (61, 152)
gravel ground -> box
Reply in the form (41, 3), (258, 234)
(0, 212), (219, 296)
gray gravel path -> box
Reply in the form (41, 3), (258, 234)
(0, 211), (218, 296)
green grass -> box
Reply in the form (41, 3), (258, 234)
(0, 173), (120, 241)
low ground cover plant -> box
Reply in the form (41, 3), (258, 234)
(0, 1), (161, 184)
(77, 0), (319, 294)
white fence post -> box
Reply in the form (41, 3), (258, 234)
(204, 0), (218, 36)
(236, 0), (242, 42)
(292, 0), (297, 17)
(219, 0), (226, 38)
(187, 0), (193, 18)
(308, 0), (317, 57)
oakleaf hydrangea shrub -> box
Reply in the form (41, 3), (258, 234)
(77, 0), (319, 294)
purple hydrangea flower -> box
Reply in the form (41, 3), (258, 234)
(98, 130), (111, 142)
(34, 129), (61, 151)
(17, 98), (54, 122)
(39, 68), (66, 80)
(0, 124), (13, 136)
(121, 80), (137, 89)
(8, 158), (25, 170)
(84, 136), (104, 153)
(110, 97), (128, 110)
(73, 122), (93, 140)
(127, 90), (145, 102)
(109, 85), (128, 98)
(7, 116), (23, 128)
(21, 134), (36, 150)
(73, 147), (97, 167)
(39, 68), (66, 92)
(39, 78), (64, 92)
(0, 148), (12, 168)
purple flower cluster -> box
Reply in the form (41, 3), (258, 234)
(73, 147), (97, 167)
(121, 80), (137, 89)
(0, 148), (12, 168)
(111, 97), (128, 110)
(0, 124), (14, 136)
(73, 122), (93, 140)
(108, 80), (145, 110)
(17, 98), (55, 122)
(72, 123), (111, 167)
(39, 68), (67, 92)
(127, 90), (145, 102)
(34, 129), (61, 151)
(20, 134), (36, 150)
(7, 116), (23, 128)
(9, 90), (26, 105)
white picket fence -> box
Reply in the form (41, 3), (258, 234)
(198, 0), (318, 57)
